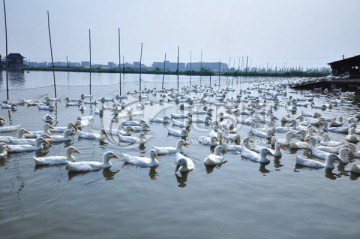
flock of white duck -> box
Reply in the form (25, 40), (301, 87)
(1, 81), (360, 177)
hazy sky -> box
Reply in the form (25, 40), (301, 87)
(0, 0), (359, 69)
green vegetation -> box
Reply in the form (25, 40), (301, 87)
(23, 66), (329, 78)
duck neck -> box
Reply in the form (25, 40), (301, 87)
(325, 159), (335, 169)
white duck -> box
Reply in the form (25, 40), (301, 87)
(175, 152), (195, 173)
(271, 131), (296, 147)
(322, 121), (356, 134)
(0, 142), (9, 158)
(350, 163), (360, 174)
(167, 128), (188, 137)
(241, 147), (271, 164)
(120, 149), (159, 167)
(25, 123), (53, 138)
(67, 151), (119, 172)
(198, 136), (219, 147)
(172, 118), (190, 128)
(289, 139), (309, 149)
(51, 122), (77, 133)
(308, 136), (336, 160)
(149, 116), (170, 124)
(347, 143), (360, 158)
(34, 146), (81, 166)
(0, 124), (22, 133)
(129, 123), (150, 132)
(204, 145), (225, 166)
(77, 129), (107, 142)
(345, 127), (360, 143)
(320, 133), (344, 147)
(295, 154), (337, 169)
(118, 133), (147, 144)
(48, 129), (75, 143)
(0, 128), (30, 143)
(251, 141), (283, 157)
(7, 137), (48, 153)
(152, 139), (188, 155)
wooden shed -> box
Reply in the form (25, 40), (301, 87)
(328, 55), (360, 78)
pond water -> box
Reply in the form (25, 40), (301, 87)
(0, 71), (359, 239)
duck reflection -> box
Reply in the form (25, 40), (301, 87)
(273, 156), (283, 169)
(259, 163), (270, 174)
(103, 168), (119, 180)
(175, 172), (188, 188)
(148, 167), (158, 180)
(324, 168), (340, 180)
(350, 172), (360, 180)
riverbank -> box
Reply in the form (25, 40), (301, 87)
(10, 66), (330, 78)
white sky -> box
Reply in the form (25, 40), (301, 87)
(0, 0), (359, 69)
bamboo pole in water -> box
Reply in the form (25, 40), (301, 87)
(47, 11), (57, 98)
(218, 61), (221, 86)
(139, 42), (143, 92)
(162, 53), (166, 91)
(118, 28), (122, 96)
(177, 46), (179, 92)
(189, 51), (192, 87)
(3, 0), (9, 100)
(89, 29), (92, 95)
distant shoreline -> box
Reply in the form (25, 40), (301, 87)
(3, 67), (330, 78)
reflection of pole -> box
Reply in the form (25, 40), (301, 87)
(3, 0), (9, 100)
(47, 11), (57, 98)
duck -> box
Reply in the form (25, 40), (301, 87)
(249, 126), (273, 139)
(289, 139), (309, 149)
(50, 122), (77, 133)
(25, 123), (54, 138)
(0, 128), (30, 143)
(7, 137), (48, 153)
(320, 133), (344, 147)
(347, 143), (360, 158)
(118, 133), (147, 144)
(77, 129), (107, 143)
(0, 124), (22, 133)
(120, 149), (159, 167)
(67, 151), (119, 172)
(322, 121), (356, 134)
(48, 129), (75, 143)
(172, 118), (190, 128)
(315, 144), (346, 154)
(152, 139), (188, 155)
(190, 116), (211, 124)
(251, 141), (283, 157)
(122, 119), (146, 127)
(0, 116), (5, 126)
(271, 131), (296, 147)
(167, 128), (188, 137)
(175, 152), (195, 173)
(308, 136), (336, 160)
(203, 145), (225, 166)
(149, 116), (170, 124)
(198, 136), (220, 147)
(129, 123), (150, 132)
(295, 154), (337, 169)
(241, 147), (271, 164)
(170, 113), (192, 119)
(34, 146), (81, 166)
(337, 147), (352, 163)
(345, 127), (360, 143)
(42, 114), (54, 124)
(0, 142), (9, 158)
(350, 163), (360, 174)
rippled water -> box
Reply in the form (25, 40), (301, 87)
(0, 71), (360, 239)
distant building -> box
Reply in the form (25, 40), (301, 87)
(81, 61), (91, 68)
(108, 62), (116, 68)
(6, 53), (25, 69)
(186, 62), (229, 72)
(152, 61), (186, 72)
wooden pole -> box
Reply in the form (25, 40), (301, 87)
(189, 51), (192, 87)
(139, 42), (143, 92)
(246, 56), (249, 76)
(177, 46), (179, 92)
(47, 11), (57, 98)
(200, 50), (203, 85)
(118, 28), (122, 95)
(3, 0), (9, 100)
(218, 60), (221, 86)
(89, 29), (92, 95)
(162, 53), (166, 91)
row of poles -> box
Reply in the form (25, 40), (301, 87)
(2, 1), (240, 101)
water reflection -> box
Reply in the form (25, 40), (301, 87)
(273, 156), (283, 169)
(350, 172), (360, 180)
(148, 167), (158, 180)
(175, 172), (188, 188)
(259, 163), (270, 174)
(324, 168), (341, 180)
(9, 71), (25, 87)
(103, 168), (119, 180)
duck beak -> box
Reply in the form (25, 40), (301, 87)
(183, 141), (190, 147)
(175, 164), (180, 172)
(349, 151), (355, 157)
(113, 154), (119, 159)
(281, 145), (286, 150)
(74, 149), (81, 154)
(44, 139), (50, 144)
